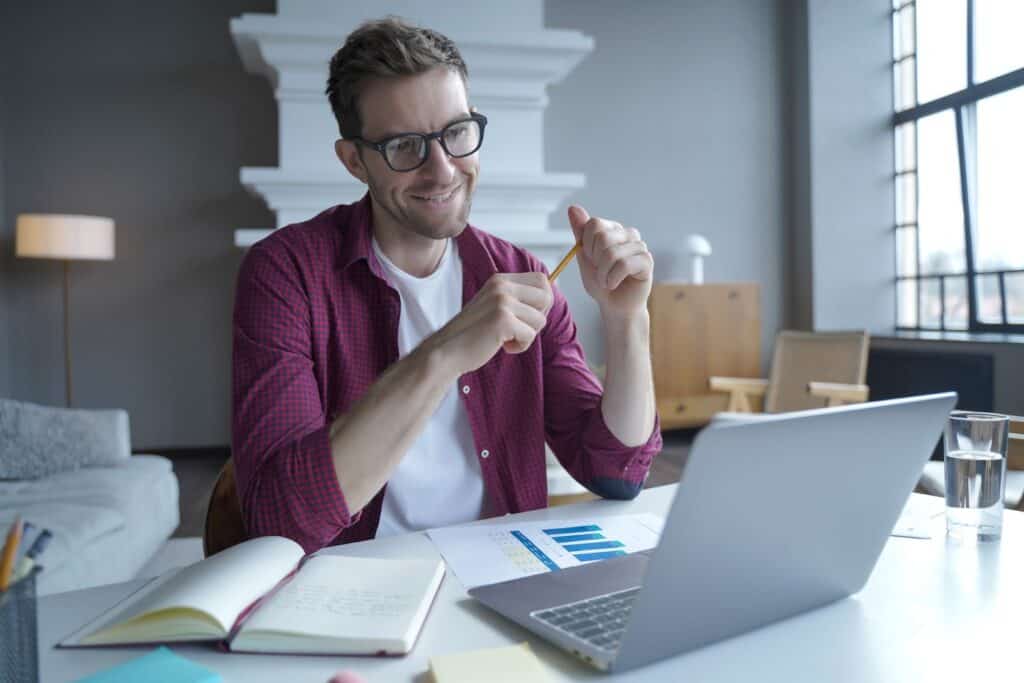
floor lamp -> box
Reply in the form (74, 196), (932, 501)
(15, 214), (116, 407)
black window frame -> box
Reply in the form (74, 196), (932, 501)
(892, 0), (1024, 333)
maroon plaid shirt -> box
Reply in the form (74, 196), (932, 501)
(232, 194), (662, 553)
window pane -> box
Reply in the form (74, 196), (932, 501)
(893, 5), (916, 60)
(897, 225), (918, 277)
(895, 122), (916, 173)
(894, 57), (917, 112)
(921, 278), (942, 327)
(943, 276), (968, 329)
(917, 110), (966, 274)
(975, 274), (1003, 323)
(896, 172), (917, 225)
(974, 0), (1024, 82)
(975, 87), (1024, 271)
(916, 0), (967, 103)
(897, 278), (918, 327)
(1007, 273), (1024, 323)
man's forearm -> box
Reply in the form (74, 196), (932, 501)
(328, 342), (457, 513)
(599, 310), (656, 447)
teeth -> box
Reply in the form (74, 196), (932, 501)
(413, 188), (456, 202)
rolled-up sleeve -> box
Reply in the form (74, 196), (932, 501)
(541, 285), (662, 500)
(232, 244), (356, 552)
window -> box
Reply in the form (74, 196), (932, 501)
(892, 0), (1024, 333)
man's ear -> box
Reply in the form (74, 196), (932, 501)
(335, 139), (368, 184)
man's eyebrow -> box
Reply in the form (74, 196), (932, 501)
(366, 113), (472, 141)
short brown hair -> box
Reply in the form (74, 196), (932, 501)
(325, 17), (468, 139)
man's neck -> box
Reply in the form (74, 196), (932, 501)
(370, 204), (448, 278)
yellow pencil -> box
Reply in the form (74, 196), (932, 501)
(0, 516), (24, 591)
(548, 243), (581, 283)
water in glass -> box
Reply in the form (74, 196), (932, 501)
(945, 449), (1005, 541)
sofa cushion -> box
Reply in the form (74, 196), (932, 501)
(0, 503), (124, 578)
(0, 399), (131, 479)
(0, 455), (180, 594)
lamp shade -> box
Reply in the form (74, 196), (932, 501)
(15, 214), (115, 261)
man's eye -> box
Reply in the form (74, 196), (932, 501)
(389, 137), (421, 155)
(445, 125), (468, 141)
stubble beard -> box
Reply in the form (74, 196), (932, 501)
(369, 177), (474, 242)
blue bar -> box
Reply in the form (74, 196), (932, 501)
(563, 540), (625, 552)
(550, 533), (604, 544)
(542, 524), (601, 535)
(511, 531), (559, 571)
(574, 550), (627, 562)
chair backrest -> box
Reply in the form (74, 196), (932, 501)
(203, 458), (248, 557)
(764, 330), (870, 414)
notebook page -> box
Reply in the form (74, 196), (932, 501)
(234, 554), (444, 653)
(66, 536), (303, 644)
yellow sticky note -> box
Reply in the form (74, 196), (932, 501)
(430, 642), (552, 683)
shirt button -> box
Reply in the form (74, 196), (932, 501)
(480, 449), (490, 459)
(462, 385), (471, 395)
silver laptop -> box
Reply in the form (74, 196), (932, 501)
(469, 393), (956, 672)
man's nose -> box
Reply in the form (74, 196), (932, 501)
(419, 138), (456, 184)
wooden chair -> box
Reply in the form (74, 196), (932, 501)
(709, 330), (870, 414)
(1009, 416), (1024, 511)
(203, 459), (247, 557)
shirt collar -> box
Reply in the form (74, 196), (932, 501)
(336, 193), (383, 277)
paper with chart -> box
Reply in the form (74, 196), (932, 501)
(427, 514), (664, 589)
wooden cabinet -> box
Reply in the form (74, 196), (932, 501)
(649, 283), (761, 429)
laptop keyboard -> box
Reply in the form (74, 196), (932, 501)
(530, 586), (641, 653)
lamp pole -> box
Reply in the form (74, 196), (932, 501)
(63, 260), (73, 407)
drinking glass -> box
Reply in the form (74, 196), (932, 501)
(944, 411), (1009, 541)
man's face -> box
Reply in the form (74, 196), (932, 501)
(340, 67), (479, 241)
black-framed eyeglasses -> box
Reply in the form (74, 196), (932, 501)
(350, 113), (487, 172)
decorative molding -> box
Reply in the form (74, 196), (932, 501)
(235, 168), (585, 253)
(231, 16), (593, 108)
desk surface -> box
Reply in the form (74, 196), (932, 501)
(38, 486), (1024, 682)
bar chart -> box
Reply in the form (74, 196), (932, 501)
(541, 524), (628, 562)
(428, 514), (663, 589)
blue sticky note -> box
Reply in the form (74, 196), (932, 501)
(73, 647), (221, 683)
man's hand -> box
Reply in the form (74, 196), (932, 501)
(427, 272), (553, 376)
(568, 205), (654, 319)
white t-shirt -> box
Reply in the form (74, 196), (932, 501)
(371, 237), (484, 537)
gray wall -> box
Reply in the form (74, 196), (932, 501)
(544, 0), (786, 368)
(806, 0), (895, 332)
(0, 1), (276, 448)
(0, 70), (9, 396)
(786, 0), (896, 331)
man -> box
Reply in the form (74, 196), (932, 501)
(232, 18), (661, 553)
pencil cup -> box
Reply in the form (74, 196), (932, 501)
(0, 567), (40, 683)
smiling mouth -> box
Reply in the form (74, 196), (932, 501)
(410, 186), (459, 205)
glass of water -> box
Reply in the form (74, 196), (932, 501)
(944, 411), (1009, 541)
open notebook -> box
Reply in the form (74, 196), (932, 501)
(60, 536), (445, 656)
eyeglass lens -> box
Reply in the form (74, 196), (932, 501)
(382, 119), (482, 171)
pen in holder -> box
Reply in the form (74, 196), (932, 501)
(0, 566), (40, 683)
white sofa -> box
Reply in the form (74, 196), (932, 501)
(0, 406), (180, 596)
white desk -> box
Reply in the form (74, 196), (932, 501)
(38, 486), (1023, 682)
